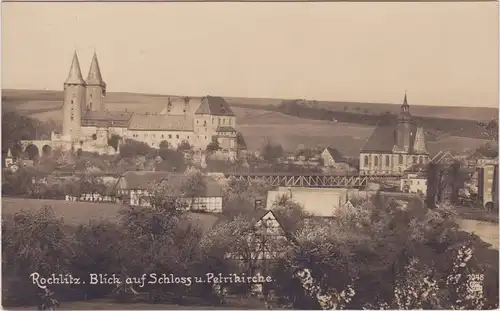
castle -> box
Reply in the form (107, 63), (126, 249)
(21, 52), (242, 160)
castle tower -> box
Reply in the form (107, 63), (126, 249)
(395, 93), (414, 153)
(63, 52), (86, 141)
(85, 51), (107, 112)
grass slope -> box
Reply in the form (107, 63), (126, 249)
(2, 89), (491, 155)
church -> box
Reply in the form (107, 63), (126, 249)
(22, 52), (242, 160)
(359, 94), (430, 175)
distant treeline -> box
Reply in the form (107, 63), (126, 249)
(230, 100), (493, 140)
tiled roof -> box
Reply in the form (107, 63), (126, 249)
(82, 110), (133, 122)
(361, 122), (418, 153)
(195, 96), (235, 116)
(115, 171), (223, 197)
(128, 114), (194, 131)
(216, 126), (237, 133)
(325, 147), (345, 162)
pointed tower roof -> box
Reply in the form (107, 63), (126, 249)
(6, 148), (12, 158)
(86, 51), (106, 86)
(398, 91), (411, 122)
(65, 51), (86, 85)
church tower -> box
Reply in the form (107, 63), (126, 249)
(62, 52), (86, 141)
(85, 51), (107, 112)
(394, 93), (414, 153)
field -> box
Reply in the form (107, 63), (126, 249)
(2, 89), (492, 155)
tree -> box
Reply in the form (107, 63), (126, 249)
(206, 137), (221, 153)
(107, 134), (121, 151)
(2, 206), (72, 306)
(119, 139), (152, 158)
(177, 140), (192, 152)
(261, 141), (284, 163)
(272, 194), (493, 309)
(181, 169), (207, 210)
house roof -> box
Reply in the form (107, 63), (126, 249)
(82, 110), (133, 122)
(324, 147), (345, 162)
(237, 134), (247, 150)
(195, 96), (235, 116)
(128, 114), (194, 131)
(115, 171), (223, 197)
(216, 126), (237, 133)
(431, 151), (456, 164)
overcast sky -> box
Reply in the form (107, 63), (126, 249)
(2, 2), (498, 108)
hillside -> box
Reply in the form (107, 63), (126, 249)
(2, 89), (493, 155)
(3, 89), (497, 121)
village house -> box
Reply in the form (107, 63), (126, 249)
(114, 171), (224, 212)
(400, 172), (427, 195)
(320, 147), (346, 167)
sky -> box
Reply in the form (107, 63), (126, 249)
(1, 2), (498, 108)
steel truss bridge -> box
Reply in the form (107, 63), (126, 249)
(225, 172), (402, 188)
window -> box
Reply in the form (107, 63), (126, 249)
(412, 156), (417, 164)
(197, 120), (199, 124)
(398, 154), (403, 165)
(223, 119), (226, 125)
(374, 156), (379, 167)
(187, 136), (190, 139)
(176, 135), (179, 139)
(204, 121), (207, 126)
(364, 155), (369, 166)
(218, 118), (221, 125)
(161, 134), (164, 138)
(144, 133), (148, 137)
(152, 134), (156, 138)
(419, 156), (423, 164)
(168, 134), (172, 139)
(385, 155), (390, 166)
(212, 118), (214, 124)
(229, 118), (232, 125)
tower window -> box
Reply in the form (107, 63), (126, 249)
(176, 135), (179, 139)
(168, 134), (172, 139)
(364, 156), (369, 166)
(385, 155), (390, 166)
(398, 154), (403, 165)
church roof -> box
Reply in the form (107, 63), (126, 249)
(65, 52), (86, 85)
(195, 96), (235, 116)
(6, 148), (12, 158)
(128, 114), (194, 131)
(86, 52), (106, 87)
(82, 110), (133, 122)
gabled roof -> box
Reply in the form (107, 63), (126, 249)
(82, 110), (133, 122)
(128, 114), (194, 131)
(324, 147), (345, 162)
(195, 96), (235, 116)
(86, 52), (106, 87)
(115, 171), (223, 197)
(65, 52), (86, 85)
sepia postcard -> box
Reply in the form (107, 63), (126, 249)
(1, 2), (498, 310)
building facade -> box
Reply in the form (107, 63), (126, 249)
(114, 171), (224, 213)
(477, 164), (498, 209)
(21, 52), (243, 159)
(359, 94), (430, 175)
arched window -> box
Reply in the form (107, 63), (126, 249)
(374, 156), (379, 167)
(419, 156), (424, 164)
(364, 155), (369, 166)
(412, 156), (417, 164)
(385, 155), (390, 166)
(398, 154), (403, 165)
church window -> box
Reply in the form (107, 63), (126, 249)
(374, 156), (379, 167)
(89, 102), (93, 110)
(197, 120), (199, 124)
(145, 133), (148, 137)
(212, 118), (214, 124)
(152, 134), (156, 138)
(168, 134), (172, 139)
(385, 155), (390, 166)
(412, 156), (417, 164)
(218, 118), (221, 125)
(161, 134), (164, 138)
(229, 118), (232, 125)
(176, 135), (179, 139)
(223, 119), (226, 125)
(419, 156), (423, 164)
(364, 155), (369, 166)
(398, 154), (403, 164)
(187, 136), (190, 139)
(204, 121), (207, 126)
